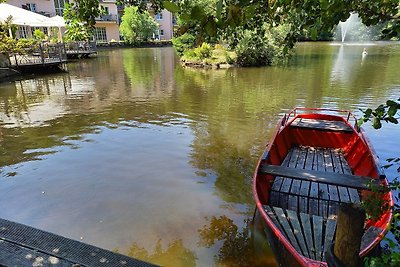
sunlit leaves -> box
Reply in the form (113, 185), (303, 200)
(120, 6), (158, 43)
(359, 99), (400, 129)
(163, 1), (180, 13)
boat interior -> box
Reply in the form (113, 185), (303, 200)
(257, 113), (391, 262)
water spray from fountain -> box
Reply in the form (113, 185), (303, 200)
(336, 13), (379, 44)
(338, 13), (360, 43)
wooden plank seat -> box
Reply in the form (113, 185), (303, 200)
(266, 146), (366, 217)
(264, 206), (381, 262)
(259, 165), (379, 190)
(291, 118), (353, 132)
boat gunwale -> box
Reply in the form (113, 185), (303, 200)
(253, 107), (393, 267)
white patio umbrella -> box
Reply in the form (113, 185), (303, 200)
(48, 15), (66, 27)
(48, 15), (66, 42)
(0, 3), (56, 27)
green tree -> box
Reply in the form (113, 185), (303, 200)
(359, 99), (400, 267)
(120, 6), (158, 44)
(133, 1), (400, 46)
(63, 0), (103, 41)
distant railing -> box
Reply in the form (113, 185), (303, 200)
(65, 41), (97, 53)
(95, 14), (118, 21)
(9, 43), (67, 67)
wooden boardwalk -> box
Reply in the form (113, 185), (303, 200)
(0, 218), (158, 267)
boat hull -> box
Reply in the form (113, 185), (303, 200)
(253, 108), (393, 267)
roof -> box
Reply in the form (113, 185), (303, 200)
(0, 3), (64, 27)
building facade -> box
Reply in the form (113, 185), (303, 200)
(6, 0), (176, 43)
(151, 9), (175, 41)
(7, 0), (120, 42)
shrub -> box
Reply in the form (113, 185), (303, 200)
(172, 33), (196, 56)
(234, 23), (292, 66)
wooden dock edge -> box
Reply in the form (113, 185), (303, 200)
(0, 218), (158, 267)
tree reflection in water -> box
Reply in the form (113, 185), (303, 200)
(126, 239), (197, 267)
(198, 215), (277, 267)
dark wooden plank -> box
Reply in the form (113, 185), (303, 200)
(287, 147), (300, 168)
(258, 164), (379, 190)
(309, 183), (319, 216)
(290, 179), (302, 195)
(303, 147), (315, 214)
(315, 148), (325, 172)
(269, 191), (280, 207)
(282, 147), (294, 167)
(288, 194), (298, 212)
(328, 185), (340, 202)
(318, 183), (329, 201)
(339, 153), (353, 174)
(280, 177), (293, 193)
(0, 218), (158, 267)
(327, 185), (340, 216)
(271, 176), (284, 192)
(291, 118), (353, 132)
(273, 207), (303, 253)
(323, 218), (337, 261)
(303, 146), (314, 170)
(264, 206), (289, 240)
(289, 147), (309, 212)
(331, 149), (344, 173)
(300, 213), (316, 260)
(348, 188), (361, 204)
(287, 210), (310, 258)
(338, 186), (350, 203)
(318, 200), (329, 218)
(312, 215), (324, 261)
(323, 149), (335, 173)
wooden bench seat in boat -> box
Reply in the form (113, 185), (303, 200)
(290, 118), (353, 132)
(261, 146), (382, 262)
(264, 205), (381, 262)
(259, 164), (378, 190)
(265, 146), (366, 217)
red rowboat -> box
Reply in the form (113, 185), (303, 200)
(253, 107), (393, 267)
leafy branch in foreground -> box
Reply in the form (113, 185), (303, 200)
(360, 98), (400, 267)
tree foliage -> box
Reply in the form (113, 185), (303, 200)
(120, 6), (159, 44)
(128, 0), (400, 45)
(359, 99), (400, 267)
(63, 0), (104, 41)
(0, 18), (38, 54)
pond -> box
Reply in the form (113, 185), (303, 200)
(0, 42), (399, 266)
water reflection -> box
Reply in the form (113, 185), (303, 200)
(198, 216), (277, 267)
(0, 44), (399, 266)
(127, 239), (197, 267)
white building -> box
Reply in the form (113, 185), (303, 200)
(7, 0), (121, 42)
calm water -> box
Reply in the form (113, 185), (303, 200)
(0, 42), (399, 266)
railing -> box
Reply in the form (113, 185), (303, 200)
(283, 107), (360, 132)
(9, 43), (67, 67)
(95, 14), (118, 21)
(65, 41), (97, 53)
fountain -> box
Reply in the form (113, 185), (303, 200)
(338, 13), (359, 43)
(332, 13), (378, 47)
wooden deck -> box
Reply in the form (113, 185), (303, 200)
(265, 146), (379, 261)
(0, 218), (158, 267)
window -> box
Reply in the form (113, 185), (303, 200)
(160, 29), (164, 36)
(155, 13), (163, 20)
(18, 26), (28, 39)
(95, 27), (107, 42)
(26, 3), (37, 12)
(31, 27), (48, 36)
(103, 6), (109, 14)
(54, 0), (68, 16)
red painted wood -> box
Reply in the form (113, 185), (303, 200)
(253, 108), (393, 267)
